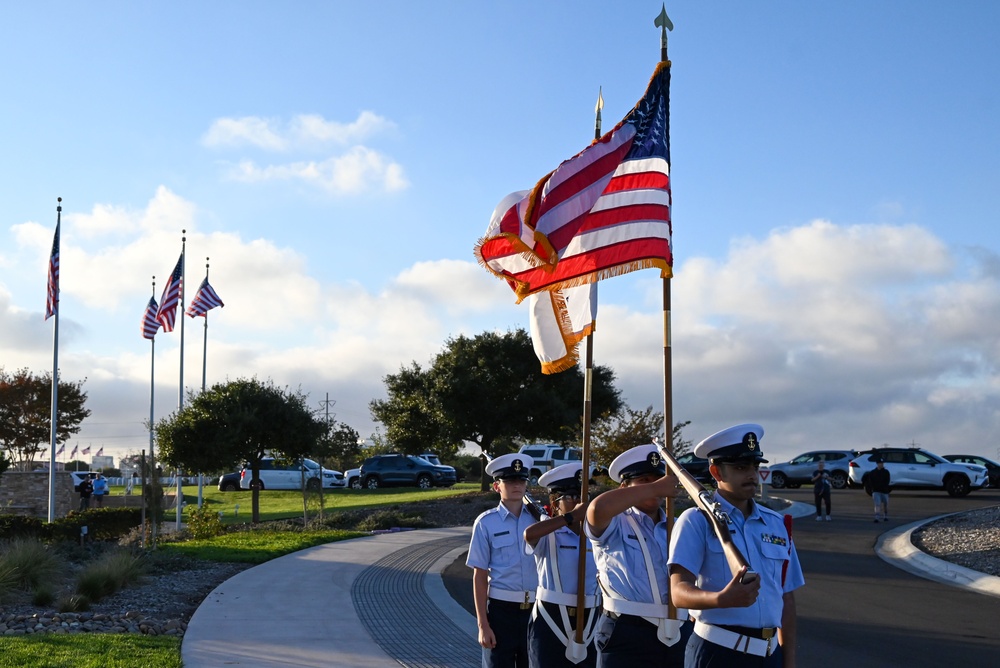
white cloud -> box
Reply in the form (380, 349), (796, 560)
(228, 146), (409, 194)
(202, 111), (396, 151)
(202, 117), (287, 151)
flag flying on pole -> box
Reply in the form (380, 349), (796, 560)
(155, 255), (183, 332)
(56, 444), (65, 457)
(475, 61), (672, 302)
(528, 282), (597, 374)
(81, 446), (91, 455)
(96, 447), (104, 457)
(142, 296), (161, 339)
(45, 220), (60, 320)
(186, 277), (224, 317)
(70, 445), (78, 460)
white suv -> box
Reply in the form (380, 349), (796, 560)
(848, 447), (988, 497)
(240, 457), (347, 491)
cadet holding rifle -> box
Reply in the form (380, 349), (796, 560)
(668, 424), (804, 667)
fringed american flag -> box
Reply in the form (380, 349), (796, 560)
(186, 277), (225, 317)
(155, 255), (183, 332)
(142, 296), (161, 340)
(475, 62), (672, 302)
(45, 221), (60, 320)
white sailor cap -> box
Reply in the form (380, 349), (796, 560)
(486, 453), (534, 480)
(693, 424), (767, 463)
(538, 462), (584, 492)
(608, 444), (665, 483)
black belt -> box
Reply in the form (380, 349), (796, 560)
(718, 624), (777, 640)
(606, 612), (657, 629)
(489, 599), (533, 611)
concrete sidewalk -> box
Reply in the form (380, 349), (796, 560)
(181, 527), (477, 668)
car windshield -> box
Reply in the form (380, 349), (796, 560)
(302, 459), (320, 470)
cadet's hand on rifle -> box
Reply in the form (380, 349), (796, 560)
(718, 566), (760, 608)
(648, 473), (682, 499)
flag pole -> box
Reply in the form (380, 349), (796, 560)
(571, 88), (605, 652)
(148, 276), (158, 548)
(197, 257), (210, 509)
(177, 232), (186, 529)
(46, 198), (62, 523)
(655, 3), (678, 622)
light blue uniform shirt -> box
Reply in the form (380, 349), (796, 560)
(529, 526), (598, 597)
(586, 507), (670, 604)
(467, 502), (538, 596)
(668, 494), (805, 628)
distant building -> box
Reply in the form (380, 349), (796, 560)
(92, 455), (115, 470)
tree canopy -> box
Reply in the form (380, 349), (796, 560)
(155, 378), (326, 521)
(0, 367), (91, 470)
(590, 405), (692, 467)
(370, 329), (623, 460)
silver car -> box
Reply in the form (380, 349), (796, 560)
(767, 450), (857, 490)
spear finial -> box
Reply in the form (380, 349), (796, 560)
(655, 4), (673, 62)
(594, 87), (604, 140)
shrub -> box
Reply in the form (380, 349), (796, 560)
(0, 538), (63, 590)
(75, 548), (145, 602)
(49, 507), (145, 542)
(354, 509), (433, 532)
(56, 593), (90, 612)
(187, 505), (226, 539)
(0, 514), (45, 541)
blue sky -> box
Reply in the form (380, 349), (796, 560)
(3, 1), (999, 467)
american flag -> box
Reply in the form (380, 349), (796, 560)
(155, 255), (183, 332)
(528, 282), (597, 374)
(45, 221), (60, 320)
(142, 296), (161, 340)
(70, 445), (78, 460)
(186, 277), (225, 317)
(476, 62), (672, 301)
(95, 447), (104, 457)
(56, 444), (65, 457)
(82, 446), (91, 455)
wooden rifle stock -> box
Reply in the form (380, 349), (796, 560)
(654, 444), (758, 585)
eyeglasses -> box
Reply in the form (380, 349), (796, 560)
(555, 492), (581, 503)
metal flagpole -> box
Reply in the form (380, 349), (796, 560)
(655, 3), (678, 622)
(176, 232), (186, 529)
(47, 198), (62, 523)
(197, 257), (210, 509)
(149, 276), (158, 547)
(572, 88), (604, 653)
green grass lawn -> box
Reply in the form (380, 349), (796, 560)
(0, 483), (480, 666)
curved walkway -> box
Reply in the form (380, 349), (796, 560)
(181, 503), (1000, 667)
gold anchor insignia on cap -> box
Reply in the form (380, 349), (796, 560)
(744, 433), (758, 451)
(649, 451), (662, 467)
(513, 459), (523, 471)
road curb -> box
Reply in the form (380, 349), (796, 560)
(876, 512), (1000, 599)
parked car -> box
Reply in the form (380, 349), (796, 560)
(767, 450), (857, 490)
(359, 454), (457, 489)
(345, 467), (362, 490)
(942, 454), (1000, 488)
(217, 471), (242, 491)
(516, 444), (602, 485)
(69, 470), (93, 492)
(848, 447), (989, 497)
(674, 452), (712, 484)
(239, 457), (347, 491)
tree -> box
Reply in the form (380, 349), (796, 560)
(591, 405), (691, 469)
(371, 329), (623, 488)
(155, 378), (326, 522)
(0, 367), (91, 470)
(315, 421), (362, 471)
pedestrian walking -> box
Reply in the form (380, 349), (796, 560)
(812, 460), (832, 521)
(869, 457), (891, 522)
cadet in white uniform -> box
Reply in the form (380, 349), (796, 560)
(585, 444), (690, 668)
(467, 453), (540, 668)
(524, 463), (599, 667)
(668, 424), (805, 668)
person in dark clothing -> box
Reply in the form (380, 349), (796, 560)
(868, 458), (891, 522)
(811, 461), (832, 521)
(78, 476), (93, 510)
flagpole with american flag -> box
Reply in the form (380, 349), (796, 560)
(177, 233), (187, 528)
(45, 198), (62, 523)
(186, 256), (225, 509)
(143, 275), (161, 547)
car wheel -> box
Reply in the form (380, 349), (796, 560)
(529, 470), (541, 486)
(770, 471), (787, 489)
(830, 470), (848, 490)
(221, 481), (238, 492)
(364, 476), (380, 490)
(349, 477), (361, 490)
(306, 478), (321, 491)
(416, 474), (432, 490)
(945, 475), (971, 497)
